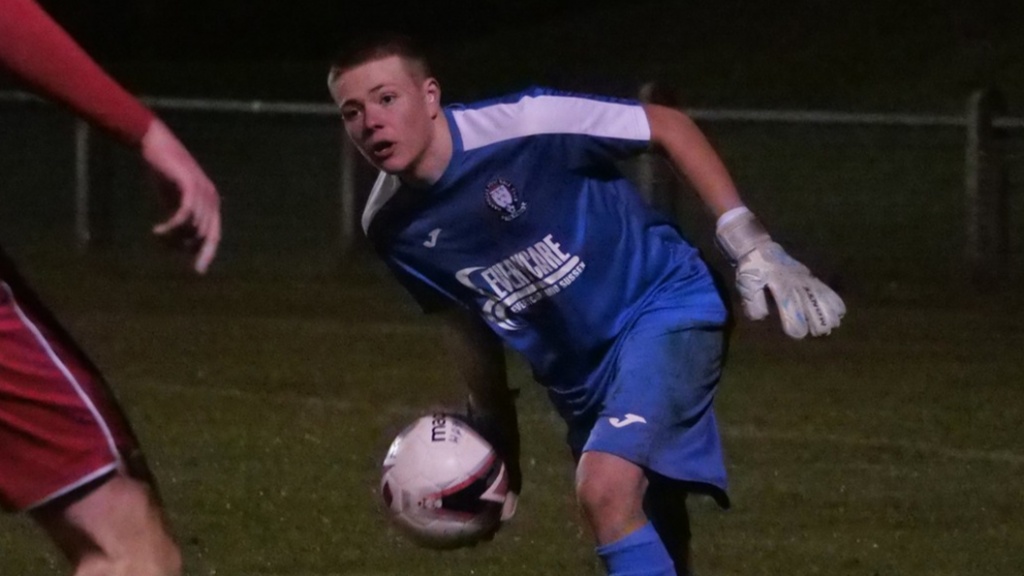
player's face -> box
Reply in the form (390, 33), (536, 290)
(330, 56), (442, 183)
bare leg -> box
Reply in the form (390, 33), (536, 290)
(576, 451), (649, 545)
(31, 473), (181, 576)
(578, 452), (688, 575)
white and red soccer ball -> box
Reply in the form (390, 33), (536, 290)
(380, 413), (509, 549)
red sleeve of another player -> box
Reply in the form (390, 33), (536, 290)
(0, 0), (154, 145)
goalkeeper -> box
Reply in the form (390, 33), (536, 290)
(329, 33), (844, 576)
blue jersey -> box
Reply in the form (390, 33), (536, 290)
(363, 87), (727, 421)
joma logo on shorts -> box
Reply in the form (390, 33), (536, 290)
(608, 414), (647, 428)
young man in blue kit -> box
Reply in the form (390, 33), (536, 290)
(327, 34), (845, 575)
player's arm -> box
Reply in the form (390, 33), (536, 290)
(643, 103), (744, 217)
(439, 306), (521, 519)
(645, 103), (846, 338)
(0, 0), (221, 273)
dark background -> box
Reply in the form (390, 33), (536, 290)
(8, 0), (1024, 111)
(1, 0), (1021, 287)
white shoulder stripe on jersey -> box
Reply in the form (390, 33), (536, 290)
(453, 94), (651, 151)
(362, 171), (401, 234)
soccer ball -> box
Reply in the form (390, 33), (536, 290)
(380, 413), (509, 549)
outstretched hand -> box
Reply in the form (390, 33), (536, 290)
(734, 241), (846, 338)
(140, 119), (221, 274)
(717, 208), (845, 338)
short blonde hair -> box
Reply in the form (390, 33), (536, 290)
(327, 32), (432, 88)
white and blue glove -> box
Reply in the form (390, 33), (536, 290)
(716, 207), (846, 338)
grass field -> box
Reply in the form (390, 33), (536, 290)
(0, 251), (1021, 576)
(3, 1), (1023, 572)
(2, 93), (1022, 576)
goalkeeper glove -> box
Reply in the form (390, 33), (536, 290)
(715, 207), (846, 338)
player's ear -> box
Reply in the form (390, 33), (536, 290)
(424, 78), (441, 106)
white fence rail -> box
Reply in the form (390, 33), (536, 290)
(2, 88), (1020, 280)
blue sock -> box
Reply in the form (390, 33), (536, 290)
(596, 522), (676, 576)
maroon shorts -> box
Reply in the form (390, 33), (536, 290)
(0, 276), (138, 512)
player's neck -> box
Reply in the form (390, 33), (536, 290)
(400, 112), (453, 189)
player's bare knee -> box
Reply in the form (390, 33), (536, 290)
(575, 473), (615, 516)
(107, 478), (181, 576)
(38, 474), (181, 576)
(575, 453), (649, 543)
(576, 473), (643, 525)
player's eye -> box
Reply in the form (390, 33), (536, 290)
(380, 93), (397, 106)
(340, 108), (361, 122)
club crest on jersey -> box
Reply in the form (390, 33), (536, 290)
(485, 178), (527, 221)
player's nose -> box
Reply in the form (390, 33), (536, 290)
(362, 106), (386, 131)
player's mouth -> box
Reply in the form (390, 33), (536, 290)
(371, 141), (396, 160)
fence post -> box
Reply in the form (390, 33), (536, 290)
(964, 88), (1009, 284)
(339, 132), (358, 256)
(637, 82), (679, 217)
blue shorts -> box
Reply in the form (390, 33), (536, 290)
(567, 315), (729, 507)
